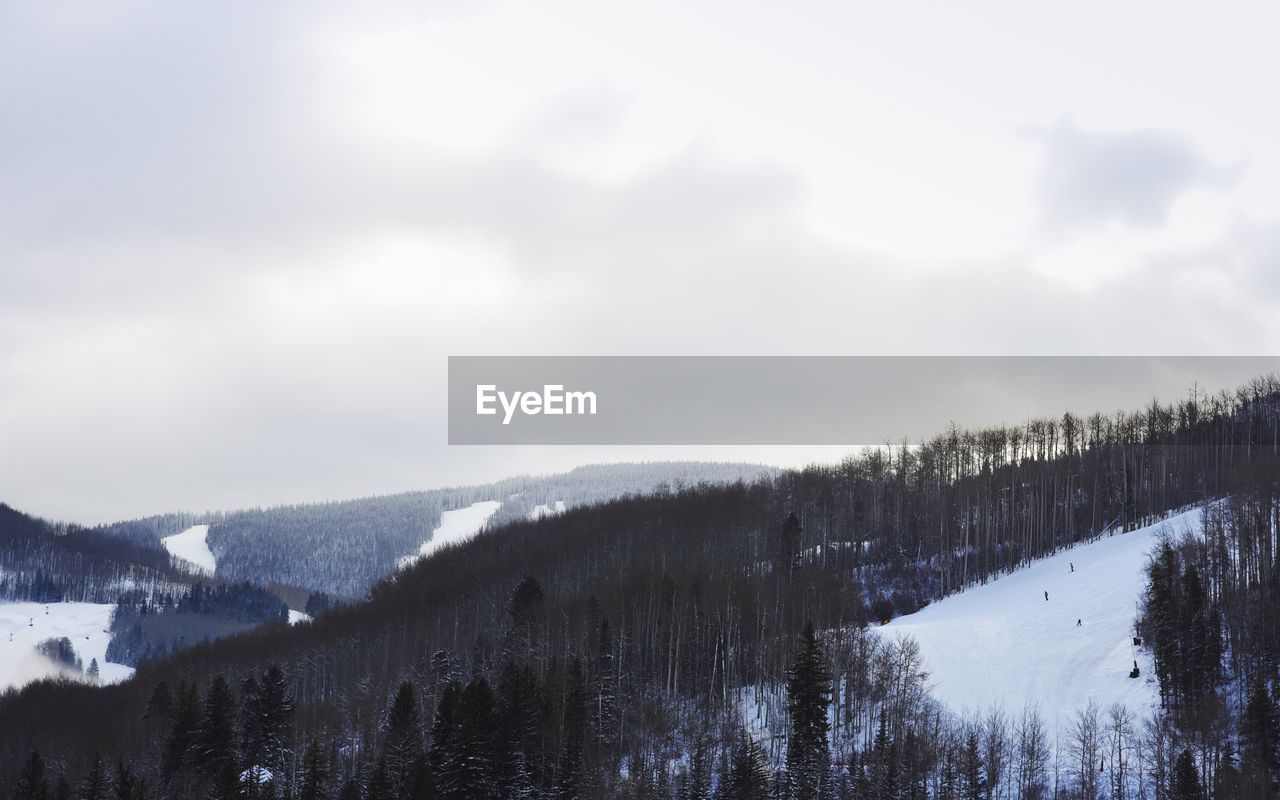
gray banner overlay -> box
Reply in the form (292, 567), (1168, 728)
(448, 356), (1280, 445)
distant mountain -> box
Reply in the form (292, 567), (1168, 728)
(5, 378), (1278, 797)
(96, 461), (780, 598)
(0, 504), (190, 604)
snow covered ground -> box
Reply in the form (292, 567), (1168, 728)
(529, 500), (566, 520)
(0, 601), (134, 692)
(877, 508), (1201, 735)
(399, 501), (502, 568)
(161, 524), (216, 576)
(288, 609), (312, 625)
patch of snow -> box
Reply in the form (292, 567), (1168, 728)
(399, 501), (502, 568)
(288, 609), (312, 625)
(528, 500), (566, 521)
(875, 508), (1201, 735)
(0, 601), (134, 692)
(161, 524), (216, 576)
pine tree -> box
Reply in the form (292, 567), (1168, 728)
(366, 760), (391, 800)
(1242, 672), (1279, 797)
(555, 658), (588, 800)
(428, 682), (461, 787)
(1213, 742), (1241, 800)
(959, 731), (984, 800)
(255, 665), (294, 780)
(721, 730), (771, 800)
(337, 780), (360, 800)
(682, 741), (710, 800)
(144, 682), (172, 725)
(86, 659), (100, 683)
(383, 682), (424, 798)
(76, 753), (109, 800)
(439, 677), (497, 800)
(239, 675), (265, 774)
(196, 675), (238, 778)
(163, 680), (201, 781)
(496, 661), (540, 799)
(1169, 750), (1201, 800)
(937, 748), (956, 800)
(593, 618), (619, 760)
(111, 759), (135, 800)
(207, 759), (243, 800)
(774, 513), (802, 574)
(298, 741), (330, 800)
(13, 750), (49, 800)
(785, 622), (832, 800)
(408, 756), (435, 800)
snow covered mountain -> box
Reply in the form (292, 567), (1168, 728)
(0, 601), (133, 693)
(98, 461), (779, 597)
(160, 524), (216, 576)
(876, 508), (1200, 735)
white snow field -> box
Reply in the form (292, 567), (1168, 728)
(161, 524), (216, 576)
(528, 500), (567, 521)
(878, 507), (1202, 735)
(399, 501), (502, 568)
(0, 601), (134, 692)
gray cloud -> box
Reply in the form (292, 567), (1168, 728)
(0, 3), (1277, 523)
(1033, 120), (1235, 231)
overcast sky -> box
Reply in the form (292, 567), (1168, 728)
(3, 1), (1279, 523)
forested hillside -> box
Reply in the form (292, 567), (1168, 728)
(0, 504), (190, 604)
(3, 377), (1278, 799)
(97, 462), (779, 598)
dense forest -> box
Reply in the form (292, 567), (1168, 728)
(106, 583), (291, 668)
(3, 376), (1279, 799)
(97, 463), (779, 598)
(0, 504), (191, 605)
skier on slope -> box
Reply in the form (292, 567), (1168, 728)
(1070, 562), (1075, 572)
(1044, 590), (1049, 601)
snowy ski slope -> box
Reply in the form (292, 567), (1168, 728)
(877, 508), (1201, 734)
(0, 601), (134, 692)
(161, 524), (216, 575)
(399, 500), (502, 568)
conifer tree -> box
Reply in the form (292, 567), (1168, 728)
(408, 756), (435, 800)
(1170, 749), (1201, 800)
(13, 750), (49, 800)
(1242, 672), (1279, 795)
(428, 682), (461, 787)
(298, 741), (330, 800)
(337, 780), (360, 800)
(496, 661), (540, 799)
(593, 618), (619, 760)
(555, 658), (588, 800)
(439, 677), (497, 800)
(1213, 742), (1241, 800)
(681, 741), (710, 800)
(256, 665), (294, 780)
(76, 753), (109, 800)
(785, 622), (831, 800)
(959, 731), (984, 800)
(383, 681), (424, 798)
(366, 760), (391, 800)
(111, 759), (135, 800)
(721, 730), (771, 800)
(163, 680), (201, 781)
(196, 675), (238, 778)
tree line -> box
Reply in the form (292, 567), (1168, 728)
(4, 375), (1279, 797)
